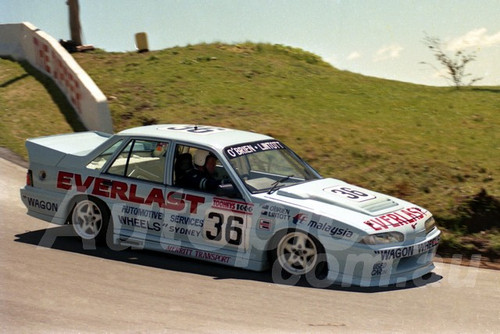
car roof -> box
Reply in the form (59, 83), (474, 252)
(117, 124), (273, 150)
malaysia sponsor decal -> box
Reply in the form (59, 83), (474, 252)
(292, 213), (307, 225)
(374, 235), (440, 260)
(363, 207), (426, 231)
(212, 197), (253, 215)
(307, 220), (354, 239)
(292, 213), (354, 239)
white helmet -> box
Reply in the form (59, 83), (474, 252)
(193, 150), (210, 167)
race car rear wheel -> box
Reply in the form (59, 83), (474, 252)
(71, 197), (109, 243)
(273, 230), (327, 279)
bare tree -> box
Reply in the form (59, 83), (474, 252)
(422, 34), (482, 88)
(67, 0), (82, 45)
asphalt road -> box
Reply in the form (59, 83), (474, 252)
(1, 156), (499, 333)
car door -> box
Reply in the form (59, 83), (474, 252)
(102, 138), (170, 247)
(161, 144), (253, 256)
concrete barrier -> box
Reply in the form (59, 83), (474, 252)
(0, 22), (113, 133)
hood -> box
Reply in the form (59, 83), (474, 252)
(274, 178), (403, 217)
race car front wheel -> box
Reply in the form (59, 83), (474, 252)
(273, 230), (327, 280)
(71, 197), (109, 243)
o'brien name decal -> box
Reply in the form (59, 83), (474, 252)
(364, 207), (426, 231)
(225, 140), (285, 158)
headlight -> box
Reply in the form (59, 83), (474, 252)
(361, 232), (404, 245)
(425, 217), (436, 234)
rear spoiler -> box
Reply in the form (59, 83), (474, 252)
(25, 131), (112, 167)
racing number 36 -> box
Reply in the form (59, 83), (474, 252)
(204, 212), (244, 246)
(329, 186), (376, 202)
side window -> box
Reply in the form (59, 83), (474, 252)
(107, 139), (168, 183)
(86, 140), (124, 171)
(173, 145), (230, 192)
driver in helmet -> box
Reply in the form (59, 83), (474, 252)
(184, 150), (221, 192)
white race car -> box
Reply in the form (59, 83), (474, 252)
(20, 124), (440, 287)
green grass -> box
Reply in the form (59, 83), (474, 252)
(0, 59), (85, 155)
(1, 43), (499, 259)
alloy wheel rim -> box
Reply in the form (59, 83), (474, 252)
(72, 200), (103, 240)
(277, 232), (318, 275)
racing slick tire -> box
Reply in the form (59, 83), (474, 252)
(70, 196), (110, 245)
(270, 230), (328, 285)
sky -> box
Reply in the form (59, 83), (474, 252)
(2, 0), (500, 86)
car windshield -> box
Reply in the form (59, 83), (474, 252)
(224, 140), (321, 193)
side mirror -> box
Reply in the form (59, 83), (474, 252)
(217, 183), (242, 199)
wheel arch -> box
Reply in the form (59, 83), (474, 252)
(65, 194), (111, 224)
(265, 227), (327, 266)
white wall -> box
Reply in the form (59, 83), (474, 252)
(0, 22), (113, 133)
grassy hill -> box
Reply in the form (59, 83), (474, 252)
(1, 43), (499, 260)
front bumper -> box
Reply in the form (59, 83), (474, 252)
(325, 228), (441, 287)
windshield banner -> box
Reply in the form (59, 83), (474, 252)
(225, 140), (285, 159)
